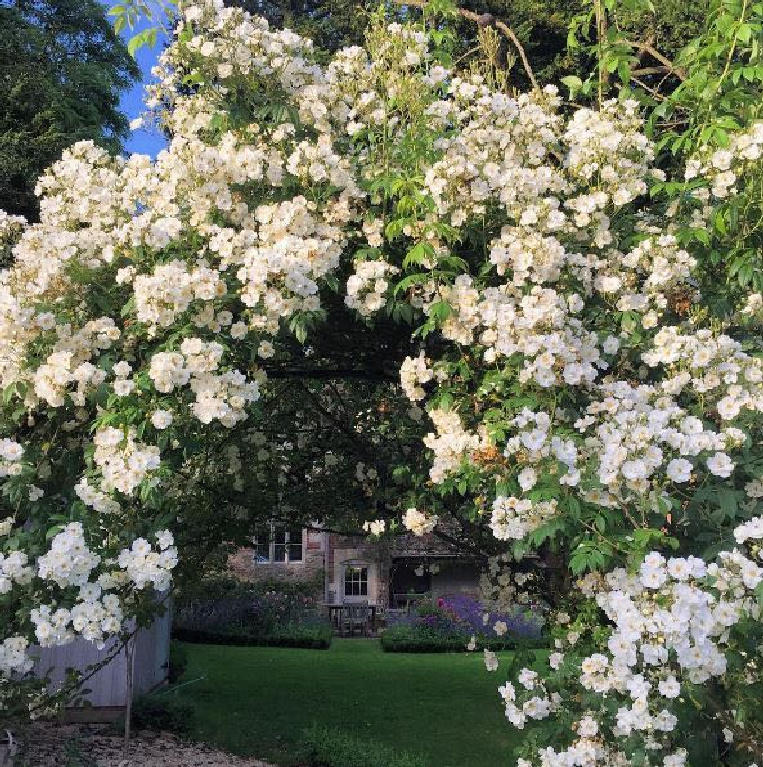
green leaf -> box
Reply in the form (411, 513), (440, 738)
(561, 75), (582, 95)
(427, 301), (452, 323)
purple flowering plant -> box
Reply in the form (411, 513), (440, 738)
(388, 594), (543, 643)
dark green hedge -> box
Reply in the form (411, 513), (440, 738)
(380, 632), (545, 653)
(174, 626), (332, 649)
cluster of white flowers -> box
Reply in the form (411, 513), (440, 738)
(685, 122), (763, 198)
(362, 519), (386, 536)
(423, 408), (488, 483)
(116, 530), (177, 591)
(30, 589), (123, 649)
(0, 549), (33, 594)
(25, 523), (151, 648)
(399, 354), (433, 401)
(93, 427), (161, 496)
(490, 496), (559, 541)
(503, 409), (580, 488)
(37, 523), (100, 589)
(148, 340), (260, 426)
(149, 352), (191, 393)
(580, 382), (738, 501)
(345, 259), (398, 316)
(134, 260), (227, 334)
(189, 369), (259, 427)
(31, 318), (119, 407)
(234, 196), (353, 324)
(74, 477), (121, 514)
(0, 438), (23, 478)
(402, 507), (438, 536)
(0, 636), (33, 677)
(643, 327), (763, 420)
(29, 587), (123, 649)
(504, 516), (763, 765)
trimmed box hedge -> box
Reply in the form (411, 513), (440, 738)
(174, 625), (332, 649)
(380, 629), (545, 653)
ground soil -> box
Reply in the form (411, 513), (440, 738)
(13, 723), (276, 766)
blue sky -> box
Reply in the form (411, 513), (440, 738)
(102, 2), (168, 156)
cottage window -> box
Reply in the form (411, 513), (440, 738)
(254, 526), (303, 564)
(343, 565), (368, 597)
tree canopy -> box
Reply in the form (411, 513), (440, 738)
(0, 0), (139, 222)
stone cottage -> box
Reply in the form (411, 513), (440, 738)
(228, 524), (481, 607)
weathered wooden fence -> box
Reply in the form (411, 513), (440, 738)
(31, 607), (171, 716)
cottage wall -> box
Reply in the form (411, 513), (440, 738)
(227, 529), (326, 600)
(325, 533), (390, 606)
(228, 528), (482, 607)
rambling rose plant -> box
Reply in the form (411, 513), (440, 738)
(0, 0), (762, 759)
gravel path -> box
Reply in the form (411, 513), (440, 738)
(14, 723), (277, 766)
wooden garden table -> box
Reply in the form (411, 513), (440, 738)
(322, 603), (380, 635)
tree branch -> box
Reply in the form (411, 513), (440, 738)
(261, 366), (397, 382)
(392, 0), (539, 91)
(624, 39), (686, 81)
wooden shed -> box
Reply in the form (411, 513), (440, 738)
(31, 608), (172, 721)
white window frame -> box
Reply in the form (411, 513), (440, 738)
(342, 563), (369, 598)
(253, 524), (304, 565)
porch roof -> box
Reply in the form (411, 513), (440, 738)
(388, 531), (474, 558)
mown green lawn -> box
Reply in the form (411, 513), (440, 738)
(173, 639), (525, 767)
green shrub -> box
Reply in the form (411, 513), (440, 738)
(120, 693), (194, 734)
(173, 575), (330, 641)
(300, 725), (427, 767)
(177, 574), (322, 603)
(173, 622), (332, 649)
(168, 640), (188, 683)
(380, 625), (545, 653)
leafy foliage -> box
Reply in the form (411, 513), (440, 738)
(300, 724), (428, 767)
(0, 0), (138, 221)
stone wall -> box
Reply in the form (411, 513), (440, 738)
(227, 529), (326, 600)
(227, 528), (481, 607)
(326, 533), (390, 605)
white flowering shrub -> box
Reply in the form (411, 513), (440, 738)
(1, 0), (763, 755)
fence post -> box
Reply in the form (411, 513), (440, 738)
(123, 633), (136, 745)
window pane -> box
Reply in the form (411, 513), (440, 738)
(254, 539), (270, 563)
(287, 529), (303, 562)
(344, 566), (368, 597)
(273, 544), (286, 562)
(274, 528), (287, 545)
